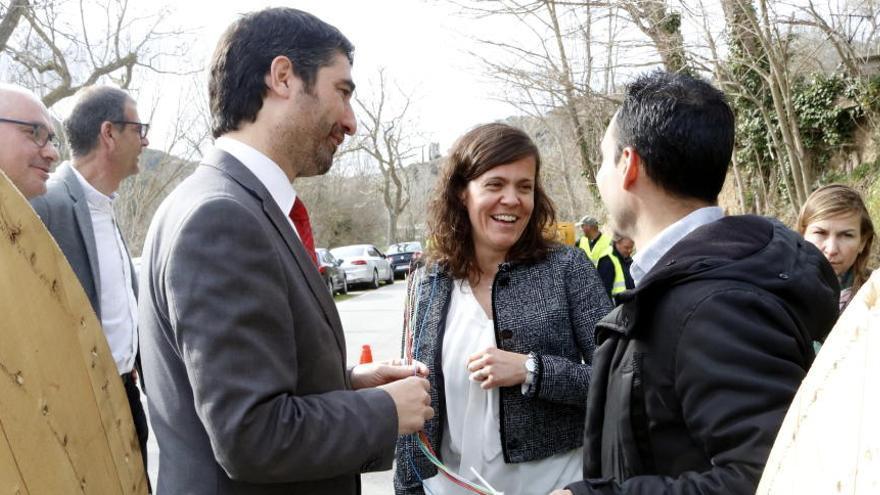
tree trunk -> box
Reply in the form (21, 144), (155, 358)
(546, 0), (598, 198)
(0, 0), (28, 52)
(731, 153), (747, 214)
(387, 209), (398, 247)
(621, 0), (689, 73)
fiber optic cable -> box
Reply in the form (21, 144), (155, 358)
(401, 266), (503, 495)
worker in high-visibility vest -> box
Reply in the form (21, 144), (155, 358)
(576, 215), (617, 299)
(610, 235), (636, 298)
(576, 216), (612, 263)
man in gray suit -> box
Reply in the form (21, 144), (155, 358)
(0, 84), (59, 198)
(139, 8), (434, 494)
(31, 85), (151, 476)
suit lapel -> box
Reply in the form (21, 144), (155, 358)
(202, 149), (347, 358)
(59, 164), (103, 318)
(118, 234), (138, 299)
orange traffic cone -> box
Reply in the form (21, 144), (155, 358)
(359, 344), (373, 364)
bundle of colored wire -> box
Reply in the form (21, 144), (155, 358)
(417, 431), (498, 495)
(401, 266), (502, 495)
(401, 266), (423, 366)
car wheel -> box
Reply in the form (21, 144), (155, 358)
(370, 269), (380, 289)
(340, 275), (348, 295)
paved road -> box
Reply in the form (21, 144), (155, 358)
(339, 280), (408, 495)
(144, 279), (409, 493)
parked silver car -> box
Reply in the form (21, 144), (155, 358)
(330, 244), (394, 289)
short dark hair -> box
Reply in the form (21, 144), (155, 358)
(614, 70), (734, 203)
(65, 86), (131, 158)
(427, 123), (557, 279)
(209, 7), (354, 138)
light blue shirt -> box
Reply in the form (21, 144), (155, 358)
(630, 206), (725, 286)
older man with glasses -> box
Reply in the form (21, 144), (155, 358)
(30, 85), (151, 485)
(0, 83), (60, 198)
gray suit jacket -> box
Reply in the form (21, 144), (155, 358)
(30, 161), (138, 319)
(139, 149), (398, 494)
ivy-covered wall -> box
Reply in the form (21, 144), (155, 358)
(731, 69), (880, 214)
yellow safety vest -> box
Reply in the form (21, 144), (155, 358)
(608, 253), (627, 296)
(578, 233), (612, 265)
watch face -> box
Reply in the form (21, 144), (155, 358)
(525, 358), (536, 372)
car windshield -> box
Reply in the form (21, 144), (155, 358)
(386, 242), (421, 254)
(331, 246), (367, 259)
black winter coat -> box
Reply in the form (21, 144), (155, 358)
(565, 215), (839, 495)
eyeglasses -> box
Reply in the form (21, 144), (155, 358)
(0, 117), (58, 148)
(112, 120), (150, 139)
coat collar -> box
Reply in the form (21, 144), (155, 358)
(200, 148), (346, 356)
(56, 162), (103, 307)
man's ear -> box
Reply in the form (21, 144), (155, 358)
(266, 56), (297, 97)
(620, 147), (641, 190)
(100, 121), (116, 149)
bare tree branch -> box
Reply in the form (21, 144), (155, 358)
(2, 0), (194, 109)
(0, 0), (28, 51)
(353, 68), (418, 244)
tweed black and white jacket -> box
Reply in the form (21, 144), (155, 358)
(394, 245), (613, 494)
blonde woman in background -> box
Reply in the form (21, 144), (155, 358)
(798, 184), (875, 313)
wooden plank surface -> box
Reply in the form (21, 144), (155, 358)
(758, 270), (880, 494)
(0, 171), (147, 494)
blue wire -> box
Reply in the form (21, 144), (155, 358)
(407, 265), (440, 494)
(407, 270), (423, 369)
(412, 265), (439, 363)
(408, 454), (438, 495)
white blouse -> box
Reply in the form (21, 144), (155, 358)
(423, 280), (582, 495)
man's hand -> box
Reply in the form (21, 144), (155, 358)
(379, 376), (434, 434)
(467, 347), (528, 390)
(548, 490), (573, 495)
(351, 359), (429, 390)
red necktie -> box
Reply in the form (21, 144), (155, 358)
(289, 197), (318, 266)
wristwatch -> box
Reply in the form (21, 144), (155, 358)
(524, 352), (537, 386)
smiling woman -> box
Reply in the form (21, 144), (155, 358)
(798, 184), (876, 313)
(394, 123), (613, 495)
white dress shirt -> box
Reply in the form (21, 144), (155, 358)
(630, 206), (725, 286)
(72, 167), (138, 375)
(214, 136), (301, 238)
(423, 280), (583, 495)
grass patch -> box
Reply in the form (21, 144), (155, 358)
(334, 293), (359, 303)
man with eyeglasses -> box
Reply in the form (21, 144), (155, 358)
(30, 85), (151, 484)
(0, 83), (60, 198)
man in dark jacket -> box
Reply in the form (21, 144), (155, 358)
(551, 71), (839, 495)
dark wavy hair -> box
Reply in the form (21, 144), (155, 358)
(209, 7), (354, 138)
(426, 123), (557, 279)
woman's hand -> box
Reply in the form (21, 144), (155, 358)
(466, 347), (528, 390)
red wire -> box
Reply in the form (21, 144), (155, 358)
(418, 432), (489, 494)
(409, 280), (489, 495)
